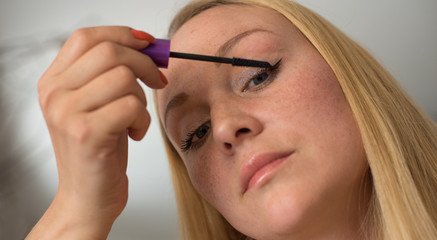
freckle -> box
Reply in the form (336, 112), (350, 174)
(193, 153), (220, 201)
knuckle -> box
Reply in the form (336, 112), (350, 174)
(44, 111), (70, 140)
(49, 106), (68, 128)
(50, 112), (93, 145)
(124, 95), (143, 111)
(114, 65), (135, 90)
(97, 41), (119, 60)
(68, 117), (92, 144)
(37, 73), (49, 93)
(116, 65), (135, 80)
(70, 28), (94, 48)
(38, 84), (58, 110)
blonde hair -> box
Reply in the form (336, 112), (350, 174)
(155, 0), (437, 239)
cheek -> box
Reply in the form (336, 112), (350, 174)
(289, 52), (349, 123)
(186, 151), (236, 213)
(186, 152), (222, 203)
(273, 52), (365, 172)
(288, 56), (366, 181)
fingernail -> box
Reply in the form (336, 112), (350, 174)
(158, 70), (168, 85)
(131, 29), (155, 42)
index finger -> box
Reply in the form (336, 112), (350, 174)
(45, 26), (154, 77)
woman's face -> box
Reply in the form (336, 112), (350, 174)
(157, 5), (367, 239)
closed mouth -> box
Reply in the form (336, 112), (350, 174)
(240, 151), (293, 194)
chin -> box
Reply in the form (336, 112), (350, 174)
(256, 182), (316, 239)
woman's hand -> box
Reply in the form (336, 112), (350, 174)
(26, 26), (166, 240)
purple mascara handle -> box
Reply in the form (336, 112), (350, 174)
(140, 39), (171, 68)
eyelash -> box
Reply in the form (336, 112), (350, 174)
(180, 59), (282, 153)
(242, 59), (282, 92)
(180, 121), (211, 152)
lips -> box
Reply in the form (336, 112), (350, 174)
(240, 151), (293, 194)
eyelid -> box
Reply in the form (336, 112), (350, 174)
(240, 59), (282, 92)
(234, 67), (264, 90)
(180, 120), (211, 152)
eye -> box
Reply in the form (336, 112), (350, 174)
(195, 125), (209, 139)
(243, 59), (282, 92)
(180, 122), (211, 152)
(248, 72), (269, 88)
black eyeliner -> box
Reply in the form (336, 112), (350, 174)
(241, 58), (281, 92)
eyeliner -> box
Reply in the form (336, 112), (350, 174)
(169, 52), (273, 68)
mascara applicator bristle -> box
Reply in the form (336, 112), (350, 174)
(169, 52), (272, 68)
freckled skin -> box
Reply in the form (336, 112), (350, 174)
(158, 5), (368, 240)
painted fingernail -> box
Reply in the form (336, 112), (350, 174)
(158, 70), (168, 85)
(131, 29), (155, 42)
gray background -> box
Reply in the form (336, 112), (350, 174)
(0, 0), (436, 239)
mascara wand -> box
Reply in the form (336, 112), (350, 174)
(140, 39), (272, 69)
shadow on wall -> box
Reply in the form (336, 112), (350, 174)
(0, 33), (65, 240)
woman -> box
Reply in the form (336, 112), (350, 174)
(26, 0), (437, 239)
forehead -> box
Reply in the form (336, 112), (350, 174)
(170, 5), (291, 54)
(156, 4), (295, 120)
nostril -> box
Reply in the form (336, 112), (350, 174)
(224, 143), (232, 150)
(236, 128), (250, 137)
(224, 128), (249, 151)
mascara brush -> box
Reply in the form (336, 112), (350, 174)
(169, 52), (272, 68)
(140, 39), (272, 69)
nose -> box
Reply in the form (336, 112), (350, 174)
(212, 104), (263, 154)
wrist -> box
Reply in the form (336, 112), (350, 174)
(26, 194), (116, 240)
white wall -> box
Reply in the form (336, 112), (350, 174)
(0, 0), (435, 239)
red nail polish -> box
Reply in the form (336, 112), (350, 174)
(131, 29), (155, 42)
(159, 70), (168, 85)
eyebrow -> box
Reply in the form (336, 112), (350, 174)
(164, 92), (189, 126)
(164, 28), (271, 127)
(216, 28), (272, 57)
